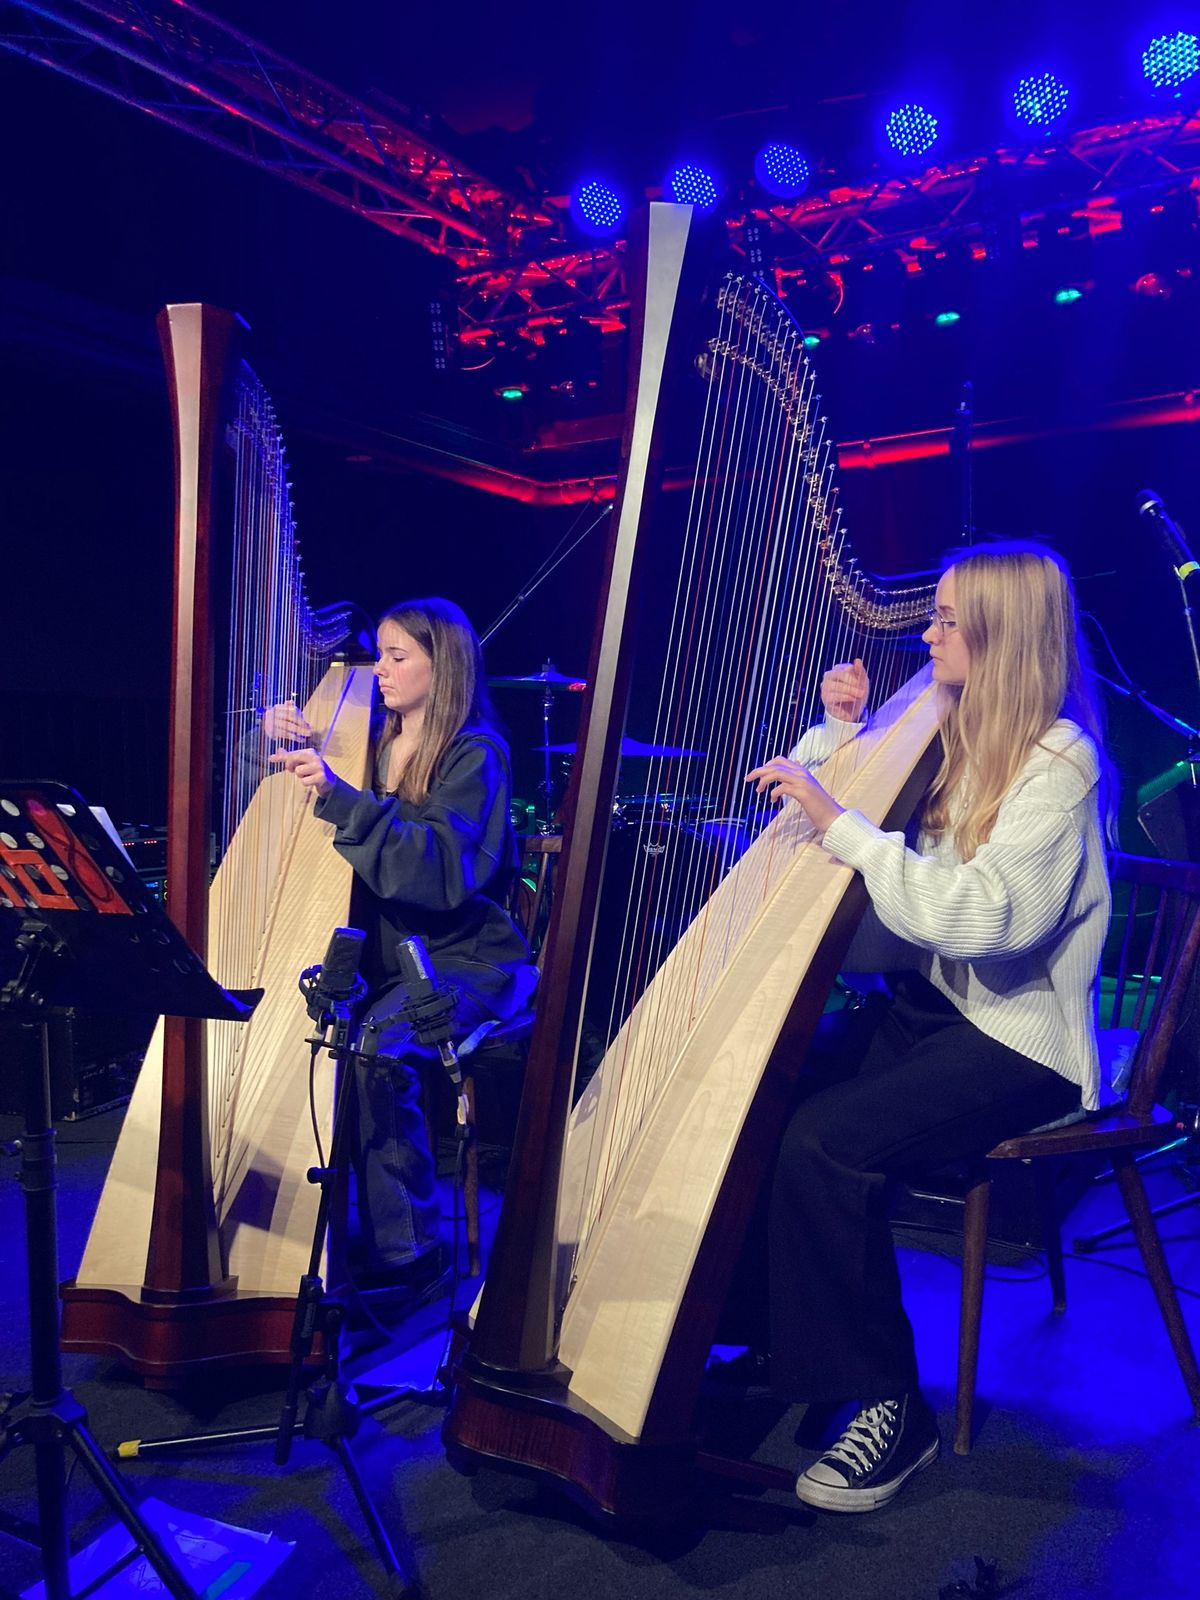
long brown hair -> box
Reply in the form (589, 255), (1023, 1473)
(376, 597), (496, 802)
(922, 541), (1113, 860)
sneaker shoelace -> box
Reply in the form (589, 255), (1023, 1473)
(822, 1399), (900, 1478)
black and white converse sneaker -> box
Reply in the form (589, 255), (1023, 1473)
(794, 1392), (940, 1513)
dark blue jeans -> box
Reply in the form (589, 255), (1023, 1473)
(341, 979), (495, 1278)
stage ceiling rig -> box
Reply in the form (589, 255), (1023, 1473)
(6, 2), (1200, 353)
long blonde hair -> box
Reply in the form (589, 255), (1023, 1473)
(922, 541), (1111, 861)
(376, 597), (496, 803)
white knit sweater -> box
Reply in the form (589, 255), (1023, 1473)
(791, 715), (1110, 1109)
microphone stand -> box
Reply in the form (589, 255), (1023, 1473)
(111, 947), (431, 1599)
(1074, 553), (1200, 1252)
(950, 380), (974, 544)
(1175, 567), (1200, 753)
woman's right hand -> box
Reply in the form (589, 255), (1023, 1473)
(821, 658), (869, 722)
(260, 700), (315, 744)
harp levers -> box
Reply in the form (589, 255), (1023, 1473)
(60, 305), (374, 1381)
(444, 204), (942, 1516)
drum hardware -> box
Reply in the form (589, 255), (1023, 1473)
(535, 736), (707, 759)
(490, 661), (587, 832)
(487, 667), (587, 691)
(610, 792), (721, 826)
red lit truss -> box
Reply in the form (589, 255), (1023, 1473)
(3, 2), (1200, 347)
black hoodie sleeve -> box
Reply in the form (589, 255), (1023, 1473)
(312, 736), (511, 911)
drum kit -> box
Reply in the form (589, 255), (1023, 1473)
(488, 664), (752, 1024)
(486, 662), (710, 837)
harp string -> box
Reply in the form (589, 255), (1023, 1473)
(204, 362), (343, 1211)
(563, 274), (936, 1285)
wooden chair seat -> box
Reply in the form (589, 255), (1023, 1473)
(954, 852), (1200, 1455)
(987, 1099), (1176, 1161)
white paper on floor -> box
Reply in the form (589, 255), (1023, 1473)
(21, 1496), (293, 1600)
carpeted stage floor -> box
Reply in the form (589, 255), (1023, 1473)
(1, 1108), (1198, 1600)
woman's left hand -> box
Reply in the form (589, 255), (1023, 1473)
(745, 757), (844, 833)
(269, 745), (336, 799)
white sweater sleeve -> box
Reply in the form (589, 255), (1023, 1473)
(788, 713), (864, 768)
(820, 752), (1096, 963)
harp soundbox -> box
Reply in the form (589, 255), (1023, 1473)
(444, 205), (943, 1515)
(60, 305), (375, 1382)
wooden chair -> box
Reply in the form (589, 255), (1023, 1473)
(425, 834), (561, 1274)
(954, 852), (1200, 1453)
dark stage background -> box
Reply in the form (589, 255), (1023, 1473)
(3, 3), (1200, 843)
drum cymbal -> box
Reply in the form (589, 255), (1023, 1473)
(489, 669), (587, 692)
(537, 736), (706, 758)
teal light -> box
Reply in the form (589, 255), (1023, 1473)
(498, 385), (526, 401)
(1054, 287), (1083, 304)
(803, 333), (821, 348)
(934, 310), (961, 326)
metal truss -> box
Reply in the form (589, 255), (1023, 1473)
(456, 244), (628, 346)
(4, 0), (1200, 347)
(458, 112), (1200, 346)
(0, 0), (558, 263)
(752, 111), (1200, 276)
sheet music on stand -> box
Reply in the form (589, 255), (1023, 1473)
(0, 780), (256, 1019)
(0, 778), (260, 1600)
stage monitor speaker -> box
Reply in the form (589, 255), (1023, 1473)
(1138, 760), (1200, 862)
(0, 1011), (155, 1121)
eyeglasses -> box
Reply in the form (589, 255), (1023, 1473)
(925, 608), (959, 635)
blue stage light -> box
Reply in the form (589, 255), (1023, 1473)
(754, 142), (811, 199)
(1142, 31), (1200, 93)
(665, 163), (719, 210)
(570, 179), (625, 237)
(884, 103), (940, 160)
(1012, 71), (1071, 131)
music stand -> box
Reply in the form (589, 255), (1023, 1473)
(0, 779), (260, 1600)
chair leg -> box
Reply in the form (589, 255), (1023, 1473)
(956, 1168), (991, 1455)
(1113, 1152), (1200, 1421)
(463, 1071), (480, 1278)
(1034, 1161), (1067, 1314)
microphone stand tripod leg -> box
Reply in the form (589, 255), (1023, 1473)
(109, 1001), (424, 1596)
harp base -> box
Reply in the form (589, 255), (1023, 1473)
(444, 1363), (703, 1523)
(59, 1284), (313, 1389)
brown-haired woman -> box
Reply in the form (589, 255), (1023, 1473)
(743, 541), (1112, 1514)
(271, 596), (536, 1293)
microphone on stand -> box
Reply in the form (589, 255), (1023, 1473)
(302, 926), (367, 1026)
(395, 937), (472, 1137)
(1136, 489), (1200, 581)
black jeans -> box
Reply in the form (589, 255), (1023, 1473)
(768, 973), (1081, 1403)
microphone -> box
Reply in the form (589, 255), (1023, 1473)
(1137, 489), (1200, 581)
(396, 936), (472, 1137)
(303, 926), (366, 1024)
(396, 936), (461, 1085)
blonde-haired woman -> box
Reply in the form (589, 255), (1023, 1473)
(745, 541), (1111, 1514)
(272, 596), (536, 1293)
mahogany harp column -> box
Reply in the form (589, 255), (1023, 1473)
(149, 303), (237, 1302)
(469, 204), (698, 1374)
(60, 305), (375, 1381)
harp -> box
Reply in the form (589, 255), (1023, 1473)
(60, 305), (375, 1382)
(444, 206), (943, 1514)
